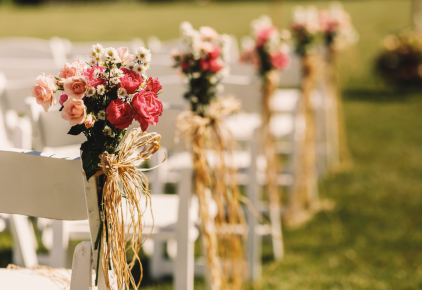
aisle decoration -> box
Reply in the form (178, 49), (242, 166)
(172, 22), (246, 290)
(289, 6), (323, 223)
(31, 44), (165, 290)
(319, 2), (357, 169)
(240, 15), (290, 258)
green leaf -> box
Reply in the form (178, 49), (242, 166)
(81, 150), (100, 181)
(68, 124), (85, 136)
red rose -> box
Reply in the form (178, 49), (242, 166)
(199, 58), (209, 71)
(181, 61), (190, 72)
(131, 90), (163, 131)
(146, 77), (162, 94)
(208, 58), (224, 73)
(84, 66), (106, 87)
(120, 68), (143, 94)
(106, 98), (133, 130)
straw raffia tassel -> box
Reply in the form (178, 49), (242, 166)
(97, 128), (165, 290)
(177, 96), (246, 290)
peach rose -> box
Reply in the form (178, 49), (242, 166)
(61, 98), (86, 126)
(31, 73), (57, 112)
(64, 76), (88, 99)
(84, 114), (95, 129)
(117, 47), (133, 64)
(59, 59), (85, 79)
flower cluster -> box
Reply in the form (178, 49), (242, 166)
(240, 15), (290, 76)
(291, 4), (358, 56)
(376, 30), (422, 87)
(319, 3), (358, 51)
(31, 44), (163, 179)
(291, 6), (322, 56)
(172, 22), (230, 114)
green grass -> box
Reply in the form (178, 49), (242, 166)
(0, 0), (413, 90)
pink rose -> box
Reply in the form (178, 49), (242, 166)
(145, 77), (162, 94)
(31, 73), (57, 112)
(84, 66), (106, 87)
(61, 98), (86, 126)
(199, 26), (219, 40)
(59, 92), (69, 106)
(84, 114), (95, 129)
(116, 47), (133, 64)
(64, 76), (88, 99)
(208, 58), (224, 73)
(270, 51), (290, 70)
(200, 42), (221, 59)
(131, 90), (163, 131)
(120, 68), (143, 94)
(59, 59), (85, 79)
(256, 26), (276, 48)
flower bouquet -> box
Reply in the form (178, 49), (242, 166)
(31, 44), (164, 290)
(173, 22), (245, 290)
(240, 15), (291, 258)
(319, 3), (358, 52)
(240, 15), (290, 76)
(291, 6), (322, 56)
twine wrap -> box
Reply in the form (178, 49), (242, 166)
(326, 48), (352, 170)
(176, 96), (246, 290)
(287, 54), (321, 222)
(261, 70), (284, 258)
(96, 129), (165, 290)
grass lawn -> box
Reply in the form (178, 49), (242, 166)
(1, 90), (421, 289)
(0, 0), (413, 90)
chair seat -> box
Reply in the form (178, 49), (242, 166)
(43, 144), (81, 159)
(0, 268), (71, 290)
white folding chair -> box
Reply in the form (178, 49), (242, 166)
(0, 149), (94, 290)
(0, 148), (199, 290)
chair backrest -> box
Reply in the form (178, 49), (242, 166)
(0, 149), (87, 221)
(0, 72), (12, 148)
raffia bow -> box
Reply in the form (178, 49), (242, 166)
(96, 128), (165, 290)
(176, 96), (246, 290)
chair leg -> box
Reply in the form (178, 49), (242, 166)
(174, 169), (194, 290)
(50, 220), (66, 267)
(151, 241), (165, 280)
(10, 214), (38, 268)
(70, 241), (93, 290)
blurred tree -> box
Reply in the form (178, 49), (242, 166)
(413, 0), (422, 31)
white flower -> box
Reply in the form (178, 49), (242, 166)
(95, 55), (102, 63)
(86, 86), (96, 97)
(104, 126), (114, 137)
(136, 47), (152, 63)
(133, 63), (145, 75)
(110, 77), (120, 85)
(93, 69), (101, 79)
(90, 50), (97, 58)
(88, 57), (97, 66)
(97, 110), (106, 120)
(104, 47), (119, 59)
(142, 61), (151, 71)
(126, 61), (136, 70)
(209, 76), (217, 84)
(110, 68), (123, 77)
(92, 43), (104, 55)
(117, 87), (127, 99)
(97, 85), (105, 95)
(192, 72), (201, 79)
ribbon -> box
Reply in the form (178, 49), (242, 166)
(176, 96), (246, 290)
(96, 128), (165, 290)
